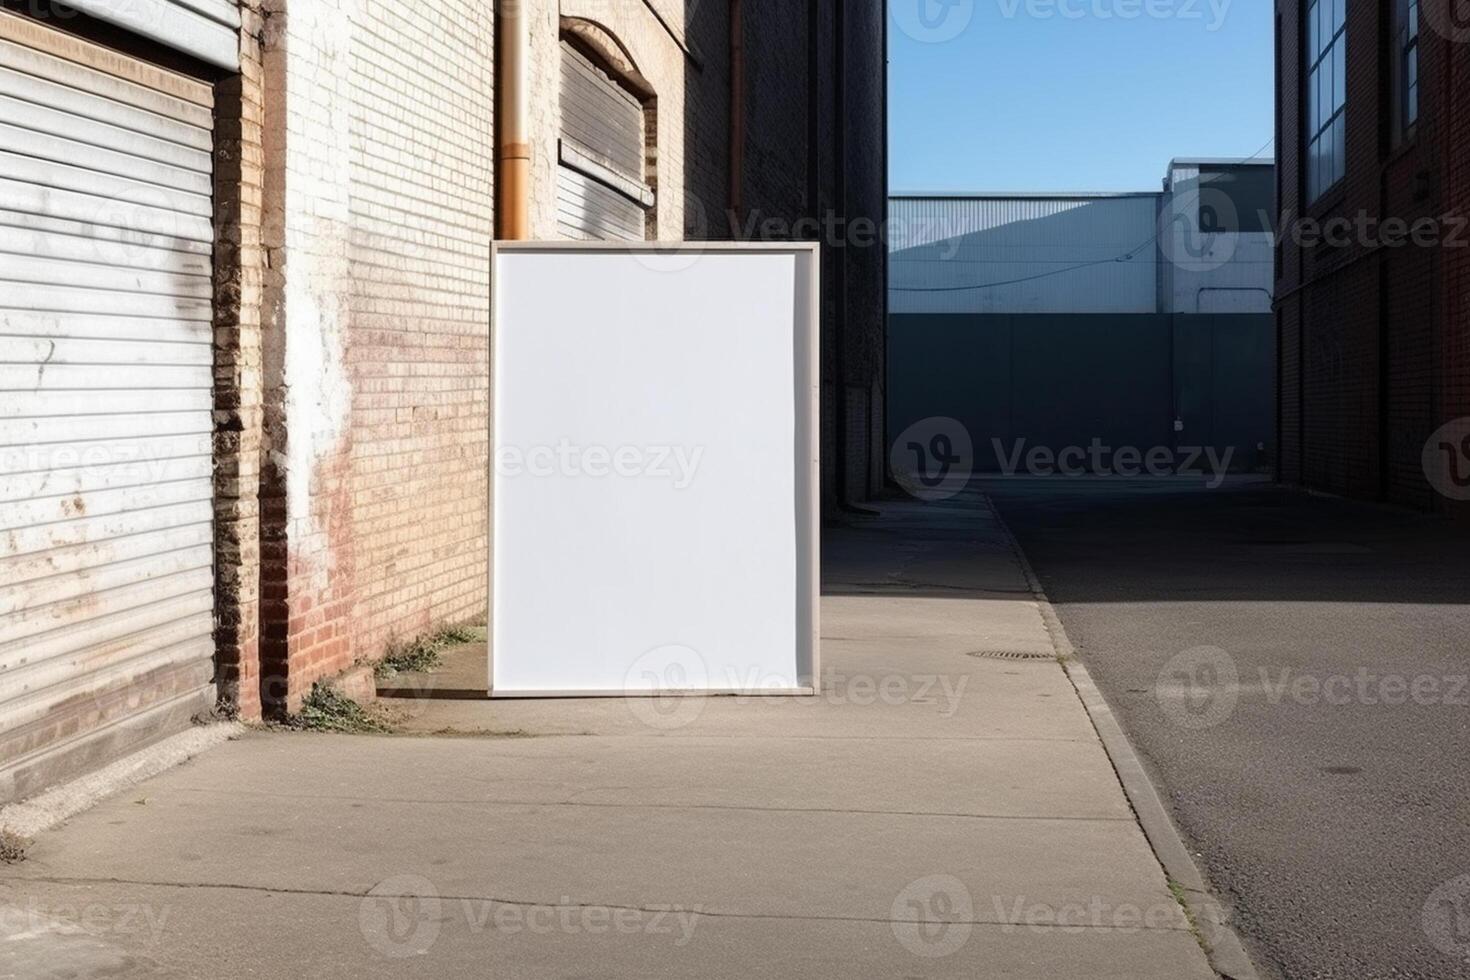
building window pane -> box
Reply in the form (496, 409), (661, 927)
(1321, 62), (1332, 127)
(1307, 136), (1320, 201)
(1311, 66), (1320, 131)
(1332, 116), (1345, 185)
(1304, 0), (1345, 203)
(1332, 39), (1345, 111)
(1391, 0), (1420, 144)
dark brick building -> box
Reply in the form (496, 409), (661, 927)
(737, 0), (889, 508)
(1276, 0), (1470, 515)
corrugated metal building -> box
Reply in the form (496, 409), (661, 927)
(1156, 160), (1276, 315)
(889, 192), (1161, 314)
(888, 158), (1278, 476)
(891, 159), (1276, 316)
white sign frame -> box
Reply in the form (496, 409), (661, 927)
(488, 241), (821, 698)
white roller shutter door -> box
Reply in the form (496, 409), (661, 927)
(557, 42), (651, 242)
(0, 11), (216, 802)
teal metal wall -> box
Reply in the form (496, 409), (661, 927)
(888, 313), (1276, 473)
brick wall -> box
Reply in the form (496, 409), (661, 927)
(257, 0), (494, 712)
(1276, 1), (1465, 514)
(343, 0), (493, 660)
(740, 0), (887, 507)
(1443, 31), (1470, 522)
(837, 0), (887, 503)
(740, 0), (807, 229)
(248, 0), (886, 710)
(213, 0), (266, 718)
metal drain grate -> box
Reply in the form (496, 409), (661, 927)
(965, 650), (1056, 661)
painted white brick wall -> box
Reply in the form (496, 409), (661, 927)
(261, 0), (495, 677)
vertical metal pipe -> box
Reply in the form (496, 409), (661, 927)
(729, 0), (746, 231)
(496, 0), (530, 240)
(833, 0), (850, 504)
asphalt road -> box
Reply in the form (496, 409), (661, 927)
(985, 477), (1470, 980)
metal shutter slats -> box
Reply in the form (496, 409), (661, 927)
(1, 542), (213, 617)
(0, 95), (213, 172)
(0, 150), (211, 219)
(0, 65), (211, 146)
(0, 178), (213, 244)
(0, 119), (213, 195)
(60, 1), (240, 70)
(0, 451), (212, 508)
(0, 387), (210, 419)
(0, 566), (213, 648)
(0, 588), (213, 670)
(557, 42), (647, 242)
(0, 226), (215, 279)
(559, 47), (644, 181)
(0, 258), (212, 302)
(0, 633), (214, 739)
(0, 499), (213, 559)
(0, 209), (213, 258)
(0, 310), (213, 342)
(0, 38), (212, 126)
(0, 411), (213, 449)
(0, 12), (215, 801)
(556, 167), (644, 242)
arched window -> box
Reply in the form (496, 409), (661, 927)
(557, 26), (656, 241)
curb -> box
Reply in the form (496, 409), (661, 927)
(0, 723), (246, 840)
(987, 494), (1262, 980)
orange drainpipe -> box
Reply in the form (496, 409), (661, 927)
(496, 0), (530, 240)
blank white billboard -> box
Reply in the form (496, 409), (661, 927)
(490, 243), (820, 697)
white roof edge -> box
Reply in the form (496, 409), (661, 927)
(1167, 157), (1277, 168)
(890, 191), (1163, 201)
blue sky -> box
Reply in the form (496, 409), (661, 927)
(888, 0), (1275, 193)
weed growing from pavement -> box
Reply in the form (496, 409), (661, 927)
(291, 684), (396, 735)
(375, 624), (486, 680)
(0, 829), (30, 864)
(1168, 879), (1206, 949)
(421, 727), (539, 739)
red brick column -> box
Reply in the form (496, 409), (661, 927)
(213, 0), (267, 719)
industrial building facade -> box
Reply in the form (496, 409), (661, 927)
(1275, 0), (1469, 515)
(0, 0), (887, 802)
(888, 159), (1276, 477)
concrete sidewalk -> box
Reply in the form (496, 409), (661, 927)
(1, 497), (1216, 979)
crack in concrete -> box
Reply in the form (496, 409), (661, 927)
(4, 875), (1196, 933)
(156, 786), (1136, 823)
